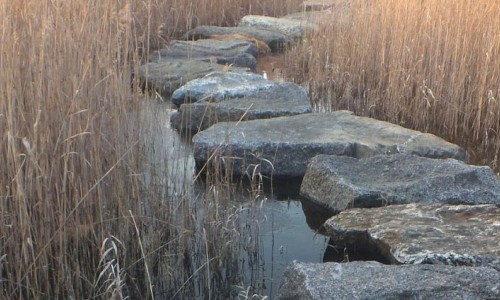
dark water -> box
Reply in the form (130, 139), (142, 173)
(141, 99), (332, 299)
(238, 198), (330, 298)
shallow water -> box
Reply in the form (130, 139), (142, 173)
(238, 198), (330, 298)
(141, 99), (331, 298)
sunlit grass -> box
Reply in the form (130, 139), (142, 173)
(0, 0), (300, 298)
(286, 0), (500, 168)
(3, 0), (497, 298)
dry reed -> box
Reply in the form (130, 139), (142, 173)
(0, 0), (300, 298)
(286, 0), (500, 168)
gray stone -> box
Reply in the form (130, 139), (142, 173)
(171, 71), (274, 106)
(137, 60), (250, 99)
(149, 39), (257, 70)
(277, 260), (500, 300)
(170, 72), (311, 133)
(301, 154), (500, 213)
(299, 0), (337, 12)
(324, 203), (500, 271)
(181, 25), (292, 52)
(283, 11), (332, 23)
(284, 8), (352, 30)
(238, 15), (317, 40)
(192, 111), (466, 178)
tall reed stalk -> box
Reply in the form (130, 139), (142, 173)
(0, 0), (145, 297)
(286, 0), (500, 168)
(1, 0), (300, 298)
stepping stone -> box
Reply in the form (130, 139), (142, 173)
(282, 11), (333, 24)
(300, 0), (339, 12)
(170, 72), (311, 133)
(277, 261), (500, 300)
(137, 60), (250, 99)
(323, 203), (500, 271)
(150, 39), (258, 69)
(182, 25), (292, 52)
(192, 111), (465, 179)
(301, 154), (500, 213)
(238, 15), (318, 40)
(283, 9), (352, 29)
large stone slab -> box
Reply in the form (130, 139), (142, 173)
(301, 154), (500, 213)
(172, 71), (274, 106)
(324, 203), (500, 271)
(137, 60), (250, 98)
(277, 261), (500, 300)
(284, 9), (352, 29)
(238, 15), (318, 40)
(300, 0), (336, 11)
(170, 72), (311, 133)
(149, 39), (257, 69)
(192, 111), (466, 178)
(283, 11), (333, 23)
(181, 25), (292, 52)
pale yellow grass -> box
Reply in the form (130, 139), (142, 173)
(286, 0), (500, 168)
(0, 0), (302, 298)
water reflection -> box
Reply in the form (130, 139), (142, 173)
(238, 198), (330, 298)
(139, 98), (333, 299)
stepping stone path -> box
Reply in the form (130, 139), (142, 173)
(301, 154), (500, 214)
(137, 1), (500, 297)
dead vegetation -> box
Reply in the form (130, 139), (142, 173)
(0, 0), (301, 298)
(1, 0), (499, 298)
(285, 0), (500, 168)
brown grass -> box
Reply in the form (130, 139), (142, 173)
(6, 0), (497, 297)
(285, 0), (500, 168)
(0, 0), (301, 298)
(132, 0), (303, 51)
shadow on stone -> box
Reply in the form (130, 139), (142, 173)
(299, 198), (335, 233)
(323, 238), (391, 265)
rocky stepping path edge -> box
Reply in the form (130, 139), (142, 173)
(137, 1), (500, 298)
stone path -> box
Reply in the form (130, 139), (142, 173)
(137, 1), (500, 298)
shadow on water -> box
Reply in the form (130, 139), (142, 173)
(140, 99), (337, 299)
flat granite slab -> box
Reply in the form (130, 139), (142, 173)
(238, 15), (318, 40)
(149, 39), (258, 70)
(192, 111), (466, 178)
(137, 60), (250, 98)
(277, 261), (500, 300)
(300, 0), (337, 11)
(182, 25), (292, 52)
(324, 203), (500, 271)
(301, 154), (500, 213)
(170, 72), (311, 133)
